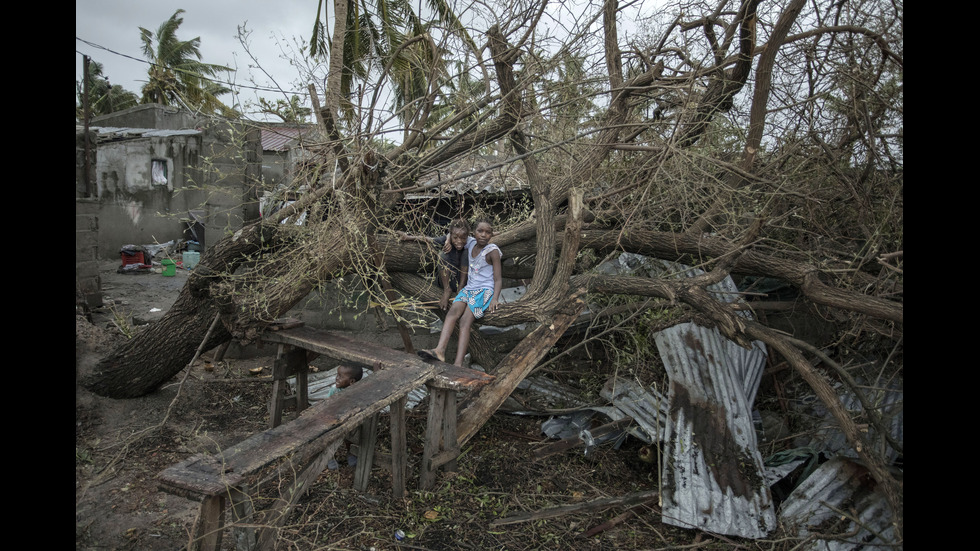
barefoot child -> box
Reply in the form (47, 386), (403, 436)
(419, 218), (502, 366)
(398, 219), (474, 310)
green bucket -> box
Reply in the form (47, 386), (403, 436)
(161, 259), (176, 276)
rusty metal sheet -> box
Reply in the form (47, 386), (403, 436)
(655, 322), (777, 539)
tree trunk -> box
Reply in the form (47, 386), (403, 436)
(83, 217), (353, 397)
(83, 222), (279, 397)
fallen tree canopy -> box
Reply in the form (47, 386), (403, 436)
(83, 0), (902, 536)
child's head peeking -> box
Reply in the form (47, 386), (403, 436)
(448, 219), (471, 250)
(335, 364), (363, 389)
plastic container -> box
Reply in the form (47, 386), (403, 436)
(183, 250), (200, 270)
(161, 259), (177, 276)
(120, 251), (145, 267)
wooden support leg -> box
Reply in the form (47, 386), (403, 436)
(229, 486), (256, 551)
(421, 388), (463, 490)
(269, 345), (309, 428)
(420, 387), (448, 490)
(213, 340), (231, 362)
(296, 367), (309, 412)
(390, 396), (408, 498)
(354, 413), (379, 492)
(254, 439), (344, 551)
(442, 390), (458, 473)
(190, 495), (225, 551)
(269, 345), (287, 429)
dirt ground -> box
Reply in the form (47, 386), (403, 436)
(76, 260), (757, 550)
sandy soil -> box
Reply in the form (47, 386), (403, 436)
(76, 262), (276, 550)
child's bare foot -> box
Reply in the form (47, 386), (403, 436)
(417, 349), (445, 362)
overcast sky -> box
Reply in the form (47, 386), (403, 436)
(76, 1), (325, 120)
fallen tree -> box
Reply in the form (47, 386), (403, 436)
(83, 0), (902, 537)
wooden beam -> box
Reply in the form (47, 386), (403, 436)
(456, 291), (586, 447)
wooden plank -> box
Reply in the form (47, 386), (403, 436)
(262, 326), (416, 367)
(261, 327), (494, 391)
(158, 454), (242, 499)
(226, 364), (433, 481)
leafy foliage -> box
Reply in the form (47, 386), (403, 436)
(75, 60), (139, 119)
(138, 9), (238, 117)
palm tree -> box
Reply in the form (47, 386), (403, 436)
(76, 60), (139, 119)
(309, 0), (480, 126)
(139, 9), (237, 116)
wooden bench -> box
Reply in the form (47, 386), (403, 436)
(158, 324), (494, 551)
(260, 323), (496, 492)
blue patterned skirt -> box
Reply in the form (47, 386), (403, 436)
(454, 288), (494, 319)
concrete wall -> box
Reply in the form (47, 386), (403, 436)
(75, 199), (102, 308)
(92, 103), (202, 130)
(284, 277), (443, 352)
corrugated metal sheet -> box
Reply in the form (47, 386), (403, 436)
(797, 377), (903, 465)
(699, 268), (768, 408)
(779, 457), (899, 550)
(655, 322), (777, 539)
(599, 378), (669, 444)
(594, 255), (769, 408)
(409, 155), (529, 197)
(261, 126), (310, 151)
(85, 126), (202, 141)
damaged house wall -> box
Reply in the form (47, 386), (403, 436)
(78, 104), (261, 260)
